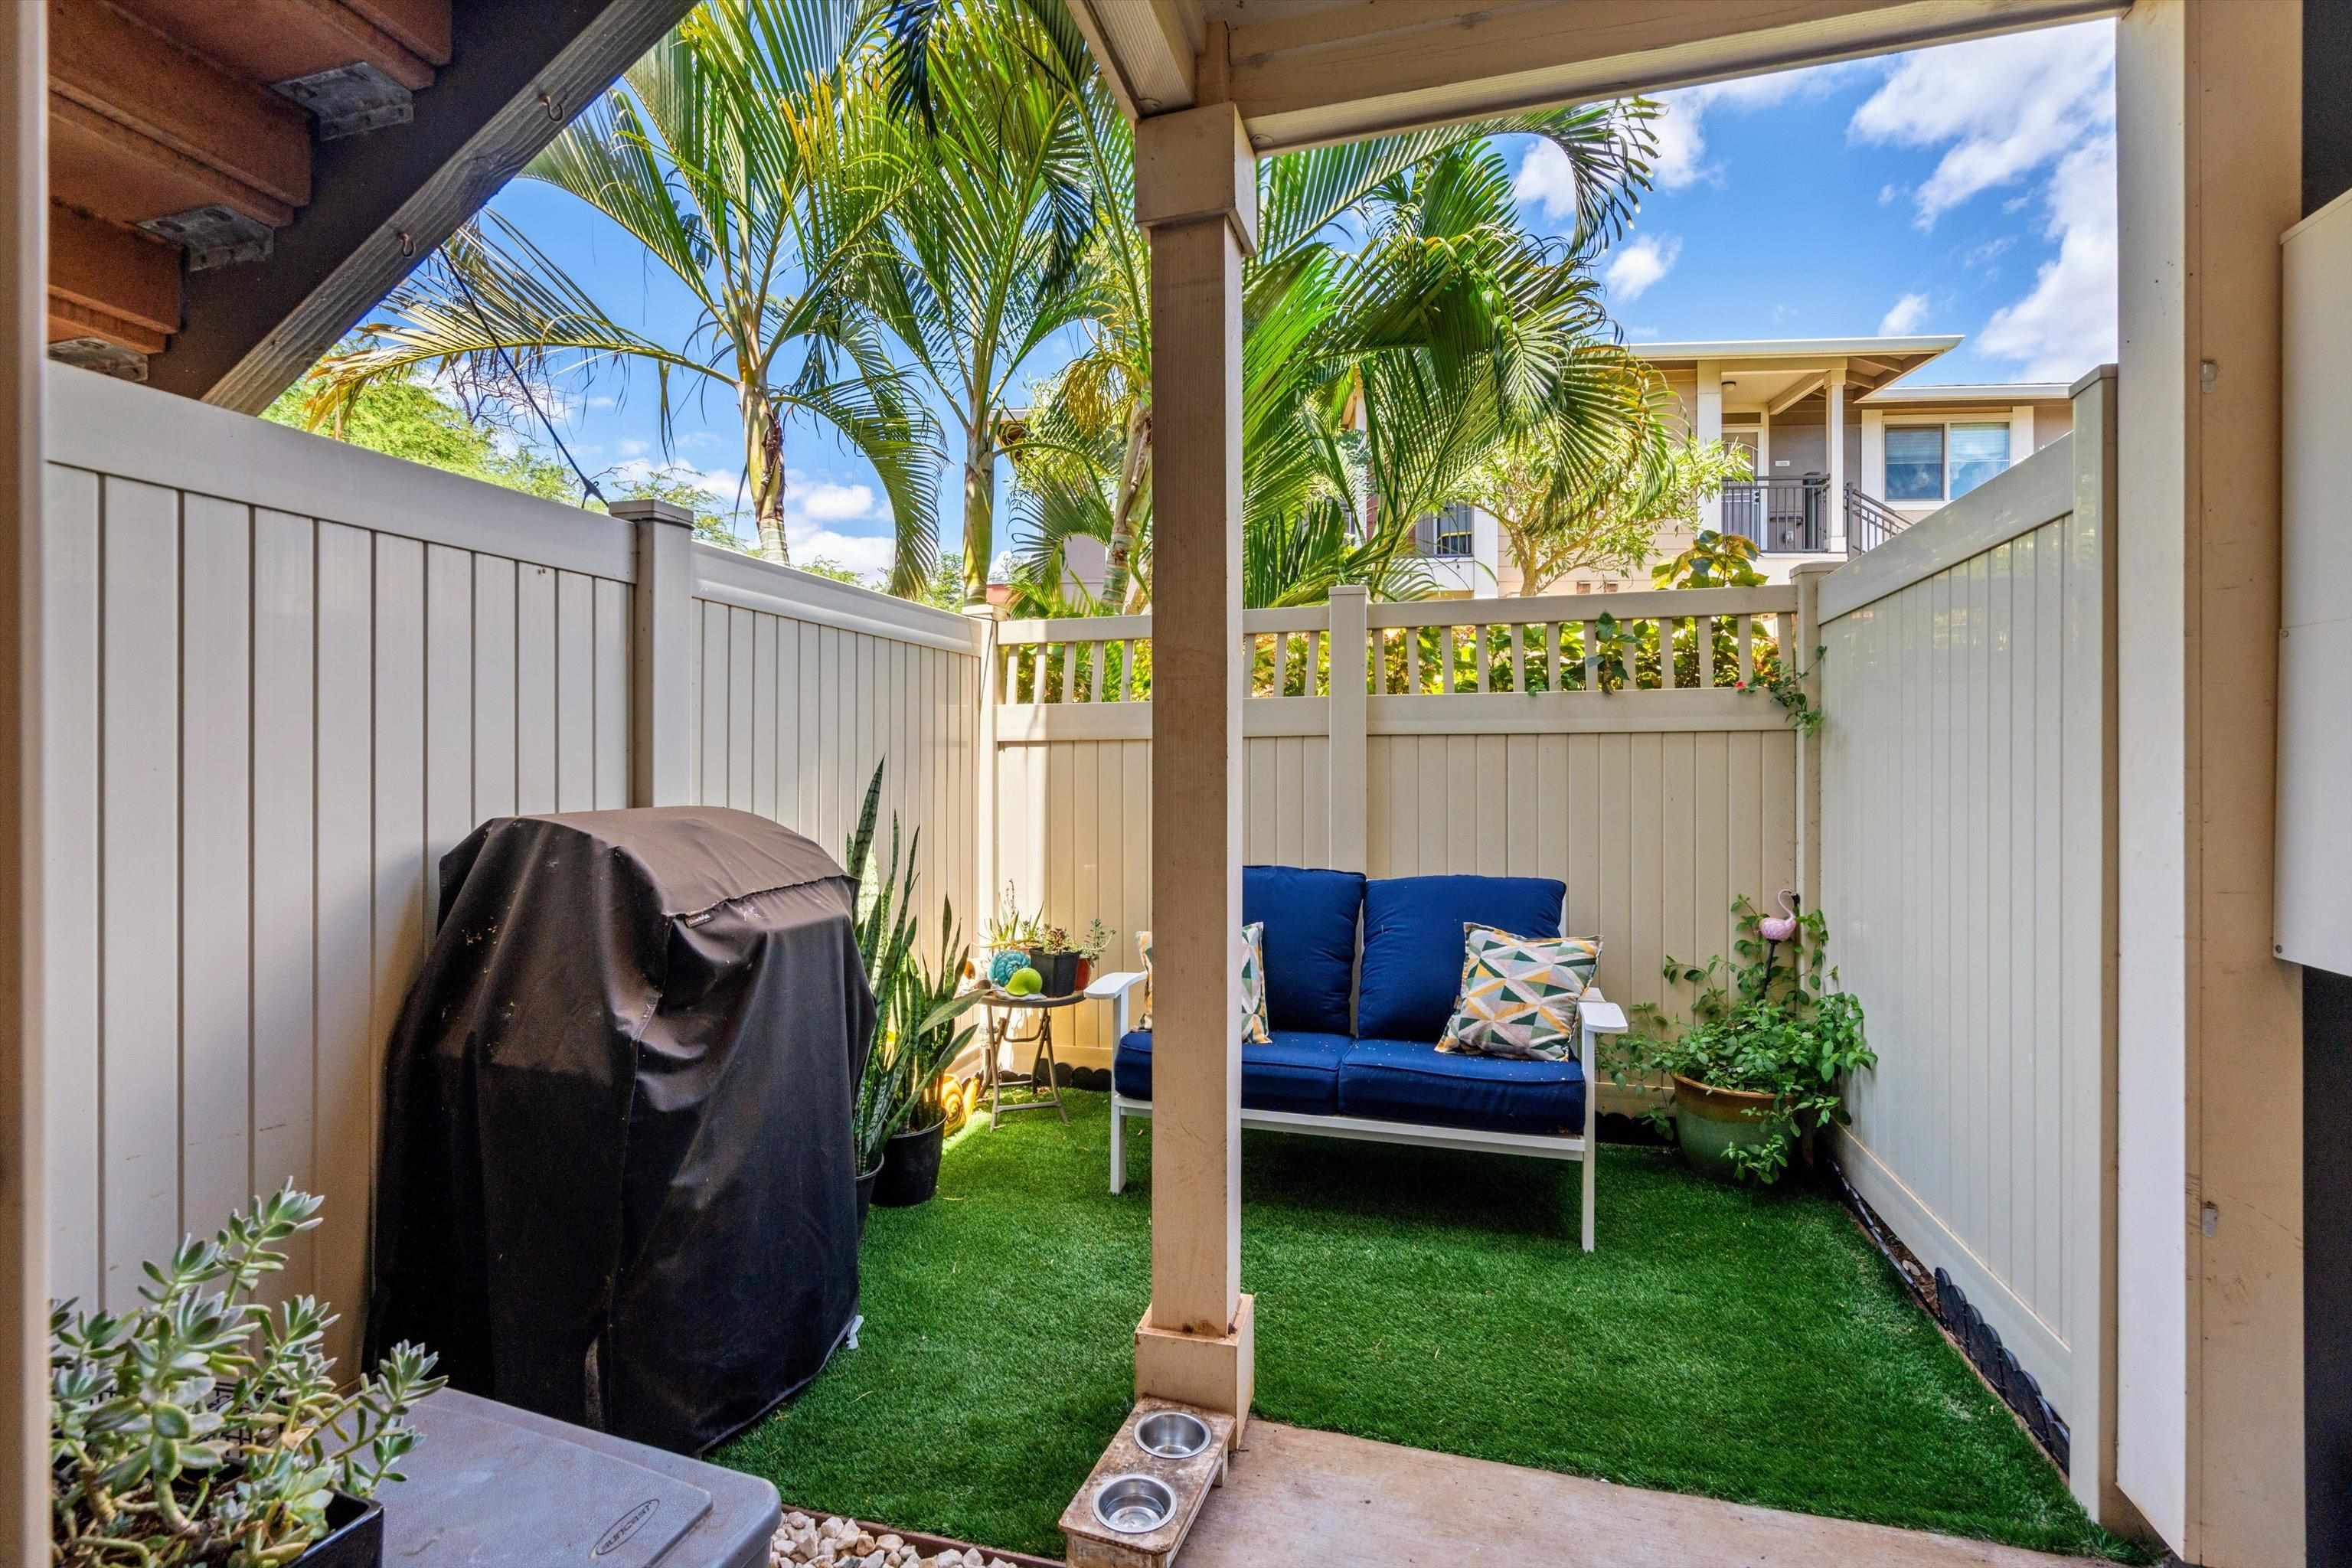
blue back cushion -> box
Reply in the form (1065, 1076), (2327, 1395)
(1355, 874), (1566, 1042)
(1242, 865), (1365, 1034)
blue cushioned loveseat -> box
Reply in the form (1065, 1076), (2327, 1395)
(1093, 866), (1627, 1250)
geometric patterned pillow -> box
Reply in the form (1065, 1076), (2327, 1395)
(1437, 924), (1602, 1061)
(1240, 921), (1270, 1044)
(1135, 923), (1272, 1045)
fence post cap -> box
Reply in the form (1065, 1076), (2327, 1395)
(609, 497), (694, 527)
(1787, 561), (1840, 580)
(1327, 583), (1370, 600)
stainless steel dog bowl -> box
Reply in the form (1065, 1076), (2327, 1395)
(1132, 1410), (1213, 1460)
(1092, 1474), (1175, 1534)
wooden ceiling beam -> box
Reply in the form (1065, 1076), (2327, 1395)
(47, 203), (178, 340)
(46, 296), (168, 358)
(107, 0), (443, 93)
(150, 0), (697, 410)
(1067, 0), (1198, 119)
(51, 1), (312, 210)
(1183, 0), (2125, 152)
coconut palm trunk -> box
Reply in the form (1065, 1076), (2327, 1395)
(959, 416), (996, 605)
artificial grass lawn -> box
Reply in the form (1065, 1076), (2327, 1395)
(719, 1092), (2138, 1562)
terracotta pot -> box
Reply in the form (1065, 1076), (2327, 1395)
(1668, 1073), (1785, 1182)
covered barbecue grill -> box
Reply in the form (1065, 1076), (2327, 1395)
(371, 806), (874, 1455)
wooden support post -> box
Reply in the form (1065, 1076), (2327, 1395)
(613, 497), (694, 808)
(1695, 358), (1723, 535)
(1327, 585), (1368, 872)
(1823, 371), (1847, 554)
(0, 2), (42, 1558)
(2114, 5), (2303, 1558)
(1132, 100), (1257, 1434)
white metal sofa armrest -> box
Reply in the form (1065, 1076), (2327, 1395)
(1085, 969), (1148, 1038)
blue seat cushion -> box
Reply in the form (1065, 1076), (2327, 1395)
(1243, 864), (1366, 1034)
(1338, 1037), (1586, 1135)
(1112, 1028), (1347, 1116)
(1355, 874), (1566, 1043)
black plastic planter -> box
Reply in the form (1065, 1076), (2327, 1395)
(873, 1121), (945, 1207)
(1026, 948), (1081, 998)
(299, 1492), (384, 1568)
(854, 1162), (880, 1236)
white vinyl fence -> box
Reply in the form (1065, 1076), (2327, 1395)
(36, 366), (985, 1366)
(991, 586), (1806, 1066)
(1817, 368), (2116, 1515)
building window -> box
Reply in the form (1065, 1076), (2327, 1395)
(1575, 580), (1593, 594)
(1949, 422), (2011, 498)
(1602, 580), (1618, 593)
(1886, 420), (2014, 503)
(1429, 501), (1475, 558)
(1886, 425), (1944, 501)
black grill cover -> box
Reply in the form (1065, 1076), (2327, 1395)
(370, 806), (874, 1455)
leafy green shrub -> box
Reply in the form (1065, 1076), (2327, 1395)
(1613, 897), (1874, 1183)
(50, 1187), (442, 1566)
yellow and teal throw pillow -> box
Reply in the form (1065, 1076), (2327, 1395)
(1137, 924), (1272, 1044)
(1438, 924), (1602, 1061)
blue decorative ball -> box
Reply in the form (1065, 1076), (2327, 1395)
(988, 949), (1028, 988)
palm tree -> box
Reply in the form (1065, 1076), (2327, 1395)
(295, 0), (941, 590)
(857, 0), (1102, 608)
(1009, 108), (1665, 612)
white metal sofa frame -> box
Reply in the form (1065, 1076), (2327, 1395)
(1083, 970), (1629, 1252)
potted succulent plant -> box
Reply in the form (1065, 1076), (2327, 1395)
(49, 1186), (443, 1568)
(981, 884), (1039, 991)
(1612, 896), (1873, 1184)
(846, 760), (984, 1220)
(1024, 918), (1112, 998)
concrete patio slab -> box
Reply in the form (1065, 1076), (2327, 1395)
(1178, 1423), (2083, 1568)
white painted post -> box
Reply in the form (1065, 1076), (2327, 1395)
(1328, 586), (1369, 872)
(1696, 358), (1724, 535)
(0, 1), (41, 1553)
(1824, 371), (1847, 554)
(1788, 562), (1834, 913)
(968, 603), (1000, 942)
(612, 498), (695, 807)
(1860, 407), (1886, 501)
(1131, 100), (1257, 1430)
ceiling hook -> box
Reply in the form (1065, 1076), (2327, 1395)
(539, 90), (560, 124)
(397, 230), (414, 259)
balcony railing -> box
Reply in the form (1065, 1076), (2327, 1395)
(1720, 479), (1913, 556)
(1721, 477), (1829, 552)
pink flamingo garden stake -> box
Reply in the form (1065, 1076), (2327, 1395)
(1757, 890), (1800, 976)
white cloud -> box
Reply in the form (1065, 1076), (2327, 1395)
(1976, 132), (2117, 380)
(1877, 292), (1931, 335)
(795, 479), (879, 522)
(1604, 234), (1681, 302)
(1512, 62), (1853, 220)
(1848, 23), (2115, 229)
(1878, 183), (1901, 207)
(1844, 20), (2116, 381)
(616, 437), (648, 459)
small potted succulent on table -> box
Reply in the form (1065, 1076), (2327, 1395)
(1025, 918), (1113, 998)
(1612, 894), (1873, 1184)
(50, 1186), (443, 1568)
(982, 884), (1040, 991)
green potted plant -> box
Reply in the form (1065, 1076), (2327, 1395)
(1023, 918), (1110, 998)
(981, 884), (1038, 990)
(1612, 896), (1873, 1184)
(845, 760), (983, 1220)
(49, 1186), (443, 1567)
(865, 915), (984, 1209)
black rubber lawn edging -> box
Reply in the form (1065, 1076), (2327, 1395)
(1832, 1163), (2071, 1473)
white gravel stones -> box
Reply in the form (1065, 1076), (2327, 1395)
(769, 1513), (1020, 1568)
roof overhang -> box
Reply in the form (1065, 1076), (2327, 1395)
(1069, 0), (2127, 156)
(1860, 380), (2076, 402)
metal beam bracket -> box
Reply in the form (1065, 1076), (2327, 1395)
(138, 206), (273, 272)
(272, 62), (415, 142)
(47, 337), (149, 382)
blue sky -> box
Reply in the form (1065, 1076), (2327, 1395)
(467, 19), (2116, 575)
